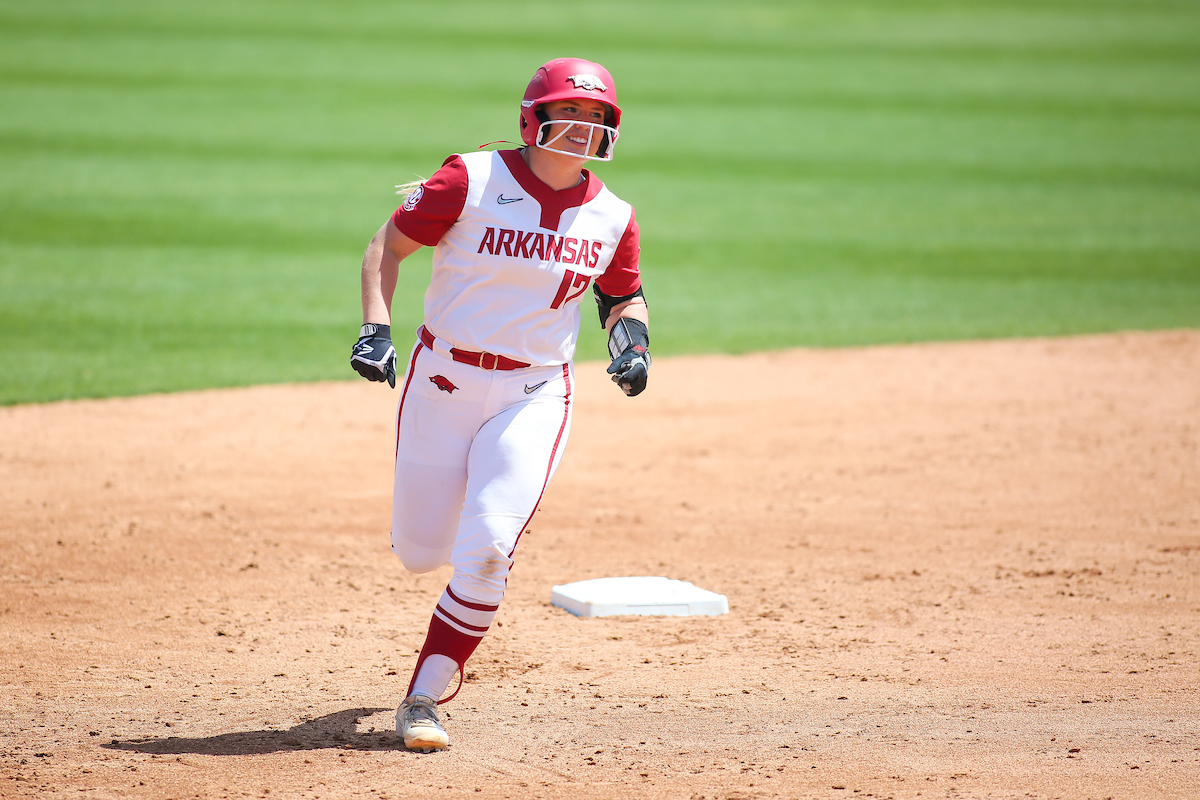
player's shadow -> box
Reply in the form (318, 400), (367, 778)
(102, 707), (403, 755)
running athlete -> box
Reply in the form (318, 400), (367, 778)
(349, 57), (651, 752)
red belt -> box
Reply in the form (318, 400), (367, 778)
(419, 327), (531, 371)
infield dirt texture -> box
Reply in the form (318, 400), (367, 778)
(2, 330), (1198, 799)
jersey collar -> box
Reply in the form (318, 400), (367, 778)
(499, 149), (604, 231)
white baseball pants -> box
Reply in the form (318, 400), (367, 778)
(389, 341), (574, 606)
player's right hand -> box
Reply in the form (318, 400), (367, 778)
(351, 323), (397, 388)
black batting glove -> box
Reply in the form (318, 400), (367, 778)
(606, 318), (650, 397)
(608, 348), (650, 396)
(350, 323), (397, 388)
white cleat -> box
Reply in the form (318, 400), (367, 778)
(396, 694), (449, 752)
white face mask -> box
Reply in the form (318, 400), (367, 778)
(535, 119), (619, 162)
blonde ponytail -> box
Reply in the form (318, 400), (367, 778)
(395, 179), (425, 198)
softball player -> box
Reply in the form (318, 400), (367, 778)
(350, 57), (651, 752)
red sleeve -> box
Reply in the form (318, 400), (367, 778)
(595, 209), (641, 297)
(391, 155), (468, 246)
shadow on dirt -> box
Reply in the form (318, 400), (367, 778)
(102, 707), (404, 755)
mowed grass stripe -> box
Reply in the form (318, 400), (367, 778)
(1, 0), (1198, 403)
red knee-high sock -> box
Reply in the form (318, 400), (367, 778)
(406, 586), (498, 703)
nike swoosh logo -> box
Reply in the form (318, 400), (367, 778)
(524, 381), (547, 394)
(497, 194), (524, 204)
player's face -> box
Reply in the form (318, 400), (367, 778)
(540, 99), (611, 158)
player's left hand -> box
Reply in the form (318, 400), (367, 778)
(351, 323), (397, 388)
(606, 317), (650, 397)
(607, 347), (650, 396)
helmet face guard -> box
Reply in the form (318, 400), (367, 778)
(520, 58), (622, 160)
(532, 118), (620, 162)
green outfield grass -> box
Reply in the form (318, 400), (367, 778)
(2, 0), (1198, 404)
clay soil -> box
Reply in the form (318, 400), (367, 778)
(2, 331), (1198, 800)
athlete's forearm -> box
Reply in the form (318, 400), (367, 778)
(361, 219), (421, 324)
(603, 296), (648, 332)
(361, 233), (398, 324)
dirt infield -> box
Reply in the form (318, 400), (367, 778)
(2, 331), (1198, 800)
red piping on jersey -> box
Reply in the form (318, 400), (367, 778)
(500, 149), (603, 231)
(506, 363), (572, 564)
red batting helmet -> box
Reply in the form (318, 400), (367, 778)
(519, 58), (621, 160)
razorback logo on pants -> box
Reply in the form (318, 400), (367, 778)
(430, 375), (457, 393)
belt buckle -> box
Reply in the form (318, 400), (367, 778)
(479, 352), (497, 370)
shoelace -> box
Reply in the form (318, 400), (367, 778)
(406, 702), (441, 727)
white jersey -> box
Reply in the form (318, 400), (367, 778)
(392, 149), (641, 367)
